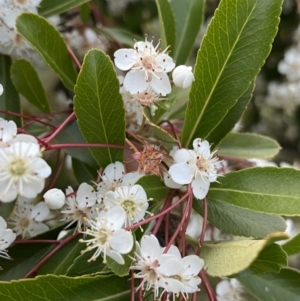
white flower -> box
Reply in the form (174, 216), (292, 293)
(0, 118), (17, 145)
(216, 278), (245, 301)
(80, 206), (133, 264)
(0, 140), (51, 202)
(278, 46), (300, 82)
(60, 183), (98, 231)
(8, 200), (50, 238)
(43, 188), (65, 210)
(0, 83), (3, 95)
(131, 234), (184, 299)
(169, 138), (221, 199)
(104, 184), (149, 226)
(114, 36), (175, 95)
(0, 216), (16, 260)
(172, 65), (195, 89)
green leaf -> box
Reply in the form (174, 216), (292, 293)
(208, 167), (300, 215)
(171, 0), (205, 65)
(74, 49), (125, 168)
(39, 0), (91, 18)
(38, 236), (84, 276)
(238, 268), (300, 301)
(282, 234), (300, 256)
(181, 0), (283, 148)
(249, 243), (288, 274)
(106, 253), (134, 277)
(10, 59), (50, 113)
(155, 0), (176, 51)
(218, 133), (281, 159)
(0, 275), (130, 301)
(72, 158), (97, 185)
(201, 239), (267, 277)
(193, 198), (287, 238)
(16, 13), (77, 91)
(0, 54), (21, 126)
(66, 251), (108, 277)
(208, 81), (254, 147)
(55, 120), (98, 168)
(136, 175), (169, 200)
(0, 201), (16, 220)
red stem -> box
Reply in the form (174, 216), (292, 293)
(46, 142), (128, 150)
(200, 269), (217, 301)
(67, 44), (82, 69)
(197, 197), (208, 256)
(13, 239), (60, 245)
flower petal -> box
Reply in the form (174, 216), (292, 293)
(150, 72), (171, 96)
(182, 255), (204, 276)
(114, 49), (139, 71)
(192, 138), (211, 158)
(124, 70), (149, 94)
(191, 177), (210, 199)
(140, 234), (162, 259)
(155, 54), (175, 73)
(102, 161), (125, 182)
(76, 183), (97, 207)
(110, 229), (133, 254)
(169, 162), (195, 185)
(106, 249), (125, 264)
(173, 149), (196, 163)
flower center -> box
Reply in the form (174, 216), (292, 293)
(196, 156), (209, 172)
(9, 158), (27, 176)
(97, 229), (109, 245)
(122, 199), (136, 220)
(19, 217), (30, 230)
(142, 56), (155, 71)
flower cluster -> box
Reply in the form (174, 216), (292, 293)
(131, 234), (204, 300)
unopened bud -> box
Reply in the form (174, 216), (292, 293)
(172, 65), (195, 89)
(0, 84), (3, 96)
(43, 188), (65, 210)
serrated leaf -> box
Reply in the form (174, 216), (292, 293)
(38, 236), (84, 276)
(208, 81), (254, 147)
(55, 120), (98, 168)
(171, 0), (205, 65)
(249, 243), (288, 274)
(218, 133), (280, 159)
(202, 239), (267, 277)
(0, 274), (130, 301)
(0, 54), (21, 126)
(10, 59), (50, 113)
(181, 0), (283, 148)
(238, 268), (300, 301)
(16, 13), (77, 91)
(193, 198), (287, 238)
(39, 0), (91, 18)
(282, 234), (300, 256)
(136, 175), (169, 200)
(208, 167), (300, 215)
(74, 49), (125, 168)
(155, 0), (176, 51)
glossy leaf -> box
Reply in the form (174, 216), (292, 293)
(171, 0), (205, 65)
(181, 0), (282, 148)
(10, 59), (50, 113)
(202, 239), (267, 277)
(74, 49), (126, 168)
(0, 54), (21, 126)
(218, 133), (281, 159)
(0, 275), (130, 301)
(249, 243), (288, 274)
(106, 253), (134, 277)
(193, 198), (287, 238)
(155, 0), (176, 51)
(282, 234), (300, 256)
(55, 120), (98, 168)
(136, 175), (169, 200)
(72, 158), (96, 185)
(238, 268), (300, 301)
(16, 13), (77, 91)
(0, 201), (16, 220)
(209, 82), (254, 147)
(208, 167), (300, 215)
(39, 0), (91, 18)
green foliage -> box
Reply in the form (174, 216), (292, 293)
(16, 13), (77, 91)
(208, 167), (300, 215)
(238, 268), (300, 301)
(193, 199), (287, 238)
(282, 234), (300, 256)
(10, 59), (50, 113)
(39, 0), (91, 18)
(171, 0), (205, 65)
(181, 0), (283, 148)
(0, 54), (21, 126)
(74, 49), (125, 168)
(136, 175), (169, 200)
(218, 133), (281, 159)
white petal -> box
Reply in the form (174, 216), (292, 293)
(173, 149), (196, 163)
(163, 244), (181, 259)
(159, 277), (184, 294)
(169, 162), (195, 185)
(0, 119), (17, 143)
(150, 72), (171, 96)
(121, 171), (142, 186)
(76, 183), (96, 207)
(0, 84), (3, 96)
(158, 254), (183, 276)
(102, 161), (125, 182)
(191, 177), (210, 199)
(182, 255), (204, 276)
(140, 234), (162, 259)
(11, 134), (38, 144)
(192, 138), (211, 158)
(110, 229), (133, 254)
(124, 70), (149, 94)
(0, 216), (7, 231)
(182, 277), (201, 293)
(31, 157), (52, 178)
(155, 54), (175, 73)
(216, 279), (231, 296)
(0, 184), (18, 203)
(1, 229), (16, 249)
(29, 222), (49, 237)
(130, 184), (147, 200)
(105, 206), (126, 229)
(30, 202), (50, 221)
(163, 171), (183, 189)
(134, 41), (155, 54)
(106, 249), (125, 265)
(114, 49), (139, 71)
(22, 178), (44, 198)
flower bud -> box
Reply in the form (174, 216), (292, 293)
(0, 84), (3, 96)
(43, 188), (65, 210)
(172, 65), (195, 89)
